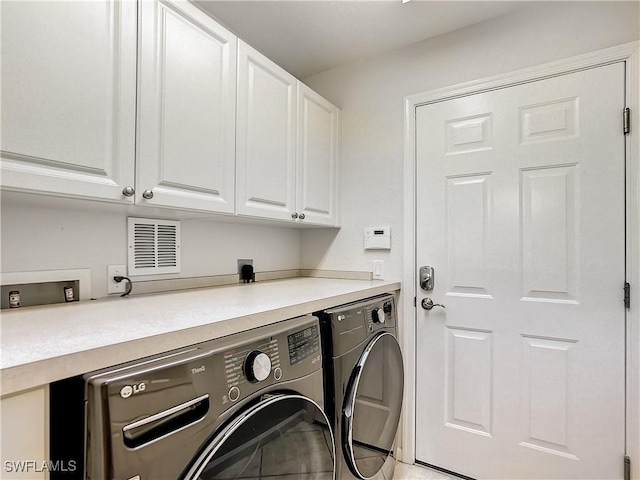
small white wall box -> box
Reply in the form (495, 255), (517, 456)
(364, 226), (391, 250)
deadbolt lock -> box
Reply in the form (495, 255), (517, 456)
(419, 266), (435, 291)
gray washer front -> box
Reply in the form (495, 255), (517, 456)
(84, 315), (335, 480)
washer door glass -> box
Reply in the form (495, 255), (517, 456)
(183, 394), (335, 480)
(342, 332), (404, 479)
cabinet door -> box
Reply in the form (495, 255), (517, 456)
(0, 387), (49, 480)
(137, 0), (237, 213)
(236, 40), (297, 221)
(296, 84), (340, 226)
(0, 1), (137, 202)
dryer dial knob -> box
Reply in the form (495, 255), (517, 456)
(245, 351), (272, 383)
(372, 307), (386, 324)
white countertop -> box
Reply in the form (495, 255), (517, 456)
(0, 277), (400, 396)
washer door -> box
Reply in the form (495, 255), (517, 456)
(182, 394), (335, 480)
(342, 332), (404, 479)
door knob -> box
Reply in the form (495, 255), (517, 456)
(142, 189), (154, 199)
(421, 298), (445, 310)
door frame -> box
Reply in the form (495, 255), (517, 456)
(400, 41), (640, 474)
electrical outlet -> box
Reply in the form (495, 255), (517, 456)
(237, 259), (254, 283)
(108, 264), (127, 294)
(237, 258), (253, 273)
(372, 260), (384, 280)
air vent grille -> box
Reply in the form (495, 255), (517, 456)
(128, 218), (181, 276)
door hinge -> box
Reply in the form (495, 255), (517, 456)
(624, 282), (630, 309)
(623, 107), (630, 134)
(624, 455), (630, 480)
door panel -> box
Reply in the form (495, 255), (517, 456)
(415, 63), (626, 479)
(445, 327), (492, 437)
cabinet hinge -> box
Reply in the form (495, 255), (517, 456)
(624, 282), (631, 309)
(624, 455), (630, 480)
(414, 296), (417, 308)
(623, 108), (630, 135)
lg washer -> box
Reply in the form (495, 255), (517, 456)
(317, 294), (404, 480)
(84, 315), (335, 480)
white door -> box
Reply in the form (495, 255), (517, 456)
(296, 84), (340, 226)
(236, 40), (297, 222)
(137, 0), (237, 213)
(1, 0), (137, 202)
(415, 63), (626, 479)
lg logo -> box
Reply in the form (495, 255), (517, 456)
(120, 382), (147, 399)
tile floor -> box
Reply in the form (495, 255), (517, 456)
(393, 462), (455, 480)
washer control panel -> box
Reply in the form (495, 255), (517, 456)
(223, 337), (280, 391)
(287, 324), (320, 365)
(219, 316), (321, 406)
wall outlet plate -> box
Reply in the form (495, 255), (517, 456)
(108, 264), (127, 294)
(237, 258), (253, 273)
(237, 259), (254, 283)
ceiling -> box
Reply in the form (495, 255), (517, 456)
(195, 1), (528, 79)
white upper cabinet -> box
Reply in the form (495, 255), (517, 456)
(236, 41), (340, 226)
(0, 0), (137, 202)
(137, 0), (237, 213)
(1, 0), (338, 225)
(236, 40), (297, 221)
(296, 84), (340, 226)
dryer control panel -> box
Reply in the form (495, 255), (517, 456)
(320, 293), (397, 357)
(365, 297), (395, 332)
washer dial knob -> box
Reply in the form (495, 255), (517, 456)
(372, 307), (386, 324)
(245, 351), (272, 383)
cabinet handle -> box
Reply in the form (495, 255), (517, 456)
(142, 189), (154, 200)
(122, 186), (135, 197)
(291, 212), (298, 219)
(299, 213), (306, 220)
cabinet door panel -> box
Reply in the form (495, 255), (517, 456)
(138, 0), (236, 213)
(236, 40), (297, 221)
(297, 84), (339, 226)
(0, 0), (136, 201)
(0, 387), (49, 480)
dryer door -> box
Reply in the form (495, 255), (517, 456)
(182, 394), (335, 480)
(342, 332), (404, 479)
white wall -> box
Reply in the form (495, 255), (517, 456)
(0, 201), (301, 298)
(300, 1), (640, 281)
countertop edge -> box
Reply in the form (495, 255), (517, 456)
(1, 281), (400, 397)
